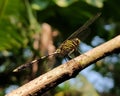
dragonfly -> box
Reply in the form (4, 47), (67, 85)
(13, 13), (101, 72)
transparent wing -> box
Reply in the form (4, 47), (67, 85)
(67, 13), (101, 41)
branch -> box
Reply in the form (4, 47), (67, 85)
(6, 35), (120, 96)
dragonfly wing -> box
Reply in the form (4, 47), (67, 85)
(67, 13), (101, 40)
(75, 28), (91, 41)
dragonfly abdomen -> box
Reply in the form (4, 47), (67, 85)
(56, 38), (80, 57)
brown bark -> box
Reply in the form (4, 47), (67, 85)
(6, 35), (120, 96)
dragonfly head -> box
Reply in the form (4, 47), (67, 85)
(74, 38), (80, 45)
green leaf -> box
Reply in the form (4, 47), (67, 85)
(84, 0), (104, 8)
(31, 0), (50, 10)
(53, 0), (77, 7)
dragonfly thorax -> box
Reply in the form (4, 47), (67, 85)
(55, 38), (80, 57)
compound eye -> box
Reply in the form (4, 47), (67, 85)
(75, 38), (80, 44)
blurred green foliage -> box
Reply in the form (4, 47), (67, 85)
(0, 0), (120, 96)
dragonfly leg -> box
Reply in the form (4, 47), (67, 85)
(67, 49), (75, 60)
(75, 47), (89, 57)
(74, 48), (81, 56)
(64, 57), (68, 62)
(67, 48), (81, 59)
(66, 55), (72, 60)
